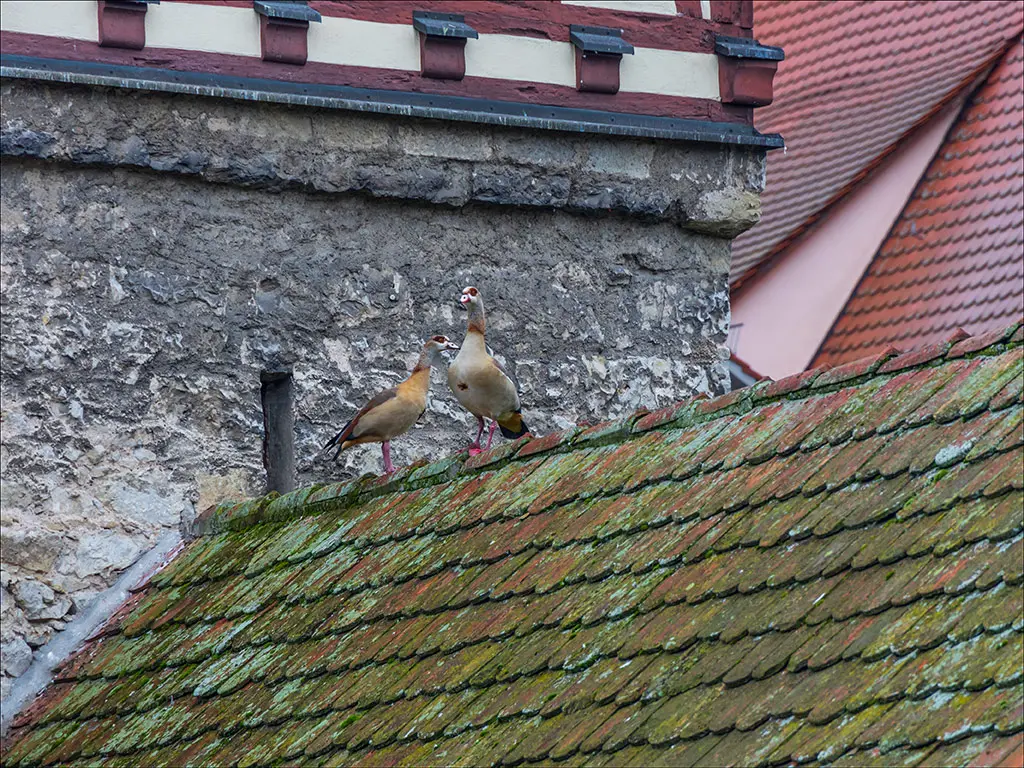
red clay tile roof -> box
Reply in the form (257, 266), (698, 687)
(4, 322), (1023, 767)
(813, 37), (1024, 368)
(731, 0), (1024, 286)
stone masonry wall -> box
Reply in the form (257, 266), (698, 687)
(0, 78), (766, 698)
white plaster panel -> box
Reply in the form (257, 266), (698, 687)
(465, 34), (577, 87)
(0, 0), (98, 42)
(146, 2), (261, 57)
(308, 16), (420, 71)
(622, 47), (721, 100)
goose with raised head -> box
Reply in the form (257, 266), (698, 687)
(447, 286), (530, 454)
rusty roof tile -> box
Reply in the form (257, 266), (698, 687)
(878, 338), (959, 374)
(516, 427), (581, 459)
(924, 734), (1024, 768)
(810, 347), (903, 389)
(461, 436), (525, 471)
(949, 321), (1021, 358)
(757, 365), (826, 399)
(630, 403), (684, 434)
(990, 370), (1024, 413)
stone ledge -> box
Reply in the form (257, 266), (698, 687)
(0, 78), (766, 237)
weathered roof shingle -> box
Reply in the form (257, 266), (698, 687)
(4, 323), (1023, 767)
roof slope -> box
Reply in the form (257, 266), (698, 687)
(4, 324), (1024, 767)
(731, 0), (1024, 285)
(814, 38), (1024, 368)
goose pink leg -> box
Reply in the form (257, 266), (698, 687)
(484, 421), (498, 451)
(468, 416), (485, 456)
(381, 441), (395, 474)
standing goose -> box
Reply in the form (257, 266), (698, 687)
(448, 286), (529, 454)
(322, 335), (459, 474)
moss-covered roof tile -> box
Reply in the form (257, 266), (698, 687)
(4, 322), (1024, 767)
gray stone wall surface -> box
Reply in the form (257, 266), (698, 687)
(0, 78), (766, 696)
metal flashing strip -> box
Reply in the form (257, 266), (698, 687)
(714, 35), (785, 61)
(0, 54), (784, 148)
(254, 1), (321, 23)
(569, 24), (635, 56)
(412, 11), (479, 39)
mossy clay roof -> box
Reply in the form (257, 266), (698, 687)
(5, 322), (1024, 768)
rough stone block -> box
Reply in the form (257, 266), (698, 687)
(1, 637), (32, 678)
(470, 166), (571, 208)
(11, 580), (57, 621)
(687, 187), (762, 238)
(74, 533), (143, 578)
(354, 162), (471, 206)
(583, 140), (655, 179)
(0, 80), (768, 236)
(491, 131), (578, 170)
(568, 181), (671, 218)
(0, 529), (63, 573)
(196, 471), (252, 518)
(397, 122), (493, 161)
(312, 112), (392, 152)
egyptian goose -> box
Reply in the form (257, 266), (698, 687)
(322, 335), (459, 474)
(447, 286), (529, 454)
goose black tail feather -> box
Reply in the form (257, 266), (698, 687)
(498, 411), (529, 440)
(320, 419), (354, 461)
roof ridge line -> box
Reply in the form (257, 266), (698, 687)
(192, 320), (1023, 536)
